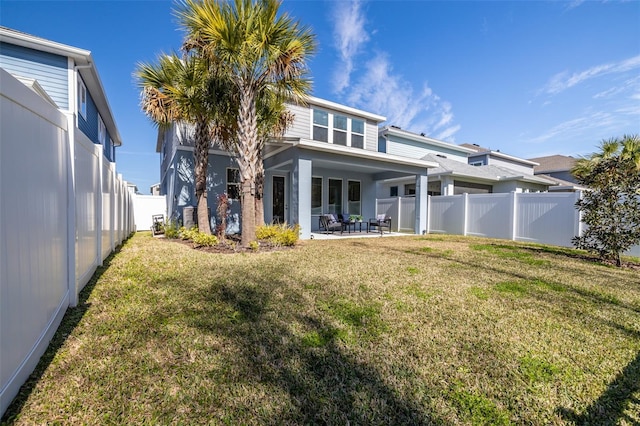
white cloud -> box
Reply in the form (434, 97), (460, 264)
(344, 54), (460, 140)
(329, 3), (460, 141)
(332, 0), (369, 93)
(540, 55), (640, 96)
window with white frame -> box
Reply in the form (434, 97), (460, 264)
(227, 168), (240, 200)
(98, 116), (106, 145)
(78, 77), (87, 119)
(351, 119), (364, 149)
(348, 180), (361, 215)
(311, 177), (322, 215)
(333, 114), (347, 146)
(313, 109), (329, 142)
(311, 108), (365, 149)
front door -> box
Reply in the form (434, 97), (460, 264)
(272, 175), (285, 224)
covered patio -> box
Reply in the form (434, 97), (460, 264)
(263, 139), (438, 239)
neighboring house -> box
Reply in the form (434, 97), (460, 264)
(150, 183), (161, 196)
(157, 97), (438, 239)
(126, 183), (140, 196)
(528, 154), (577, 182)
(376, 128), (555, 198)
(0, 26), (122, 162)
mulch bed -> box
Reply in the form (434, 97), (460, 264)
(158, 234), (297, 254)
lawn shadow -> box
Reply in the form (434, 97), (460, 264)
(558, 350), (640, 425)
(190, 264), (440, 425)
(1, 244), (123, 423)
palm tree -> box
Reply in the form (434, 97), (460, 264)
(177, 0), (316, 246)
(136, 52), (232, 234)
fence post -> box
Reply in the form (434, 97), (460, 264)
(66, 120), (78, 307)
(427, 195), (431, 234)
(462, 193), (469, 236)
(574, 190), (583, 238)
(510, 191), (517, 241)
(396, 197), (401, 232)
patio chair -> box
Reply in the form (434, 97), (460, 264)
(319, 214), (344, 234)
(368, 214), (391, 234)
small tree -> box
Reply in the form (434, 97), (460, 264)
(572, 135), (640, 266)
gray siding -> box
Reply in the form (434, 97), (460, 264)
(364, 120), (378, 151)
(487, 156), (535, 175)
(0, 42), (68, 109)
(387, 135), (469, 162)
(284, 103), (311, 139)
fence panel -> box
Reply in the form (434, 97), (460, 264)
(1, 71), (70, 416)
(466, 193), (512, 239)
(134, 195), (167, 232)
(1, 69), (135, 417)
(74, 133), (100, 292)
(399, 197), (415, 232)
(516, 193), (577, 247)
(429, 195), (465, 235)
(101, 161), (114, 260)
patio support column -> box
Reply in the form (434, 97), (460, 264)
(292, 156), (312, 240)
(415, 173), (428, 235)
(441, 176), (455, 196)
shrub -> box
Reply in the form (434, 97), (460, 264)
(180, 226), (200, 241)
(256, 223), (300, 246)
(163, 221), (181, 239)
(191, 232), (219, 247)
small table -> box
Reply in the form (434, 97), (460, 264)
(344, 220), (367, 233)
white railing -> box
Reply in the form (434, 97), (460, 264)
(376, 191), (640, 257)
(1, 69), (135, 416)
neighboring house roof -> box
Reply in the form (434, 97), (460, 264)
(423, 154), (556, 185)
(460, 143), (539, 167)
(0, 26), (122, 147)
(536, 174), (586, 191)
(527, 154), (577, 174)
(380, 126), (477, 155)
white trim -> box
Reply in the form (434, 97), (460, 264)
(77, 76), (87, 119)
(294, 138), (439, 169)
(307, 96), (386, 122)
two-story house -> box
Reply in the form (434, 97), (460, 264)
(156, 97), (438, 239)
(376, 128), (556, 199)
(0, 26), (122, 162)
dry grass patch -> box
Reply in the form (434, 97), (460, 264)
(3, 233), (639, 425)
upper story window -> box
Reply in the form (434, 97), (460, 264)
(313, 109), (329, 142)
(312, 108), (365, 149)
(333, 114), (347, 146)
(98, 116), (106, 144)
(352, 119), (364, 149)
(78, 76), (87, 119)
(469, 161), (484, 166)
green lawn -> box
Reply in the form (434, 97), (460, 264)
(3, 233), (639, 425)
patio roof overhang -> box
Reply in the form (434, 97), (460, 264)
(264, 138), (438, 178)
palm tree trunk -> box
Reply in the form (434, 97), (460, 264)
(238, 86), (259, 247)
(194, 120), (212, 234)
(254, 162), (265, 228)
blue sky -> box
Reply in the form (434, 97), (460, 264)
(2, 1), (639, 193)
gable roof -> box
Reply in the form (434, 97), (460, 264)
(459, 143), (539, 167)
(380, 126), (477, 155)
(0, 26), (122, 147)
(423, 154), (555, 185)
(527, 154), (576, 173)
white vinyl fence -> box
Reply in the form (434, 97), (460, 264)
(1, 69), (134, 415)
(133, 194), (167, 232)
(376, 191), (640, 257)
